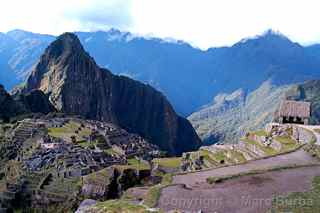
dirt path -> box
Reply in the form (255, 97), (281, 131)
(158, 166), (320, 213)
(173, 149), (318, 187)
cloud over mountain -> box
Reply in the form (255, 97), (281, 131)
(64, 0), (133, 31)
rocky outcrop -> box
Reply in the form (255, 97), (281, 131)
(14, 90), (56, 114)
(81, 167), (150, 201)
(0, 84), (26, 120)
(0, 84), (55, 121)
(23, 33), (201, 155)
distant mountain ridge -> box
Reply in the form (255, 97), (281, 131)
(189, 79), (320, 145)
(1, 29), (320, 115)
(21, 33), (201, 155)
(189, 81), (291, 144)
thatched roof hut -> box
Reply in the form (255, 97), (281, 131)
(279, 100), (311, 118)
(276, 100), (311, 124)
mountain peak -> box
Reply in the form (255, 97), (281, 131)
(260, 29), (290, 41)
(47, 32), (84, 57)
(236, 29), (292, 47)
(263, 29), (283, 36)
(25, 32), (94, 95)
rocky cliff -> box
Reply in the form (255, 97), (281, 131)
(0, 84), (55, 121)
(0, 84), (26, 119)
(23, 33), (201, 155)
(14, 90), (56, 114)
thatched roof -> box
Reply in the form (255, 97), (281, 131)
(279, 100), (311, 118)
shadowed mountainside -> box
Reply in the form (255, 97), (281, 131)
(22, 33), (201, 155)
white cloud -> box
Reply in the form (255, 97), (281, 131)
(131, 0), (320, 49)
(0, 0), (132, 35)
(1, 0), (320, 49)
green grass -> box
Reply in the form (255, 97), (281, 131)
(211, 150), (226, 162)
(275, 136), (299, 152)
(253, 130), (269, 136)
(48, 121), (92, 142)
(242, 138), (278, 156)
(104, 148), (119, 156)
(127, 158), (150, 170)
(77, 140), (97, 148)
(153, 157), (181, 168)
(230, 150), (247, 163)
(197, 149), (222, 165)
(199, 149), (227, 163)
(96, 200), (161, 213)
(271, 176), (320, 212)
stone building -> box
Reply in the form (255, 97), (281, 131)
(276, 100), (311, 125)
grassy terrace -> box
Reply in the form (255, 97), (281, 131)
(230, 149), (247, 163)
(241, 138), (278, 156)
(127, 158), (150, 170)
(104, 148), (120, 156)
(48, 121), (92, 143)
(201, 150), (227, 164)
(95, 200), (162, 213)
(152, 157), (181, 169)
(271, 176), (320, 212)
(76, 140), (97, 149)
(112, 160), (150, 172)
(252, 130), (269, 137)
(275, 135), (300, 152)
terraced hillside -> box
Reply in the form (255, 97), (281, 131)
(179, 124), (312, 172)
(0, 117), (164, 212)
(155, 124), (320, 213)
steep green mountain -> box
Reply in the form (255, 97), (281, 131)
(2, 29), (320, 115)
(22, 33), (201, 155)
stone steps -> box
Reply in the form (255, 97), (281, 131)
(11, 122), (37, 146)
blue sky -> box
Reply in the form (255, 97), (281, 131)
(1, 0), (320, 49)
